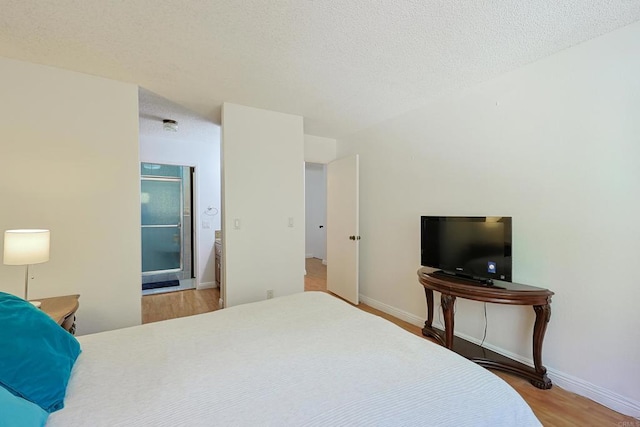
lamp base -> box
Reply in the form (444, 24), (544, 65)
(29, 301), (42, 309)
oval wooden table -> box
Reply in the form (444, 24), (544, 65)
(37, 294), (80, 335)
(418, 268), (553, 389)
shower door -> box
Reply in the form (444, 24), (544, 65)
(141, 163), (193, 286)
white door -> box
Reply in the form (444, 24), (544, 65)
(326, 155), (359, 305)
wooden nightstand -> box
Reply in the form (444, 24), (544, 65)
(37, 295), (80, 335)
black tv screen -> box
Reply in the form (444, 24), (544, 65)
(421, 216), (512, 282)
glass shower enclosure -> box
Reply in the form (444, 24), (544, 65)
(140, 163), (194, 290)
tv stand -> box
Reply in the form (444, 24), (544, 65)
(418, 267), (554, 389)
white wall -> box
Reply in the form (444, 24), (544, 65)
(304, 134), (337, 164)
(0, 57), (141, 335)
(304, 163), (327, 261)
(221, 103), (305, 306)
(139, 114), (221, 289)
(337, 21), (640, 416)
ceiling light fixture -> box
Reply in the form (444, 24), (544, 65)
(163, 119), (178, 132)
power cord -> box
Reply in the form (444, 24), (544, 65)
(439, 300), (488, 350)
(479, 303), (488, 347)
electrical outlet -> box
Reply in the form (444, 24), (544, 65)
(266, 289), (274, 299)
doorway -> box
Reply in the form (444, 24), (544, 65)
(304, 162), (327, 292)
(304, 163), (327, 262)
(140, 162), (195, 295)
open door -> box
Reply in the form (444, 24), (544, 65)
(326, 155), (359, 304)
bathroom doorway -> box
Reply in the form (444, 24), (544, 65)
(140, 162), (195, 295)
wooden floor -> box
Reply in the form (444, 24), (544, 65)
(304, 256), (328, 292)
(142, 287), (220, 324)
(142, 259), (636, 426)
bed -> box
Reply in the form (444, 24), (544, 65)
(7, 291), (542, 426)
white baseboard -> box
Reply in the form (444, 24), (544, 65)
(452, 330), (640, 418)
(358, 294), (425, 328)
(197, 281), (217, 290)
(305, 253), (313, 258)
(546, 368), (640, 418)
(358, 293), (640, 419)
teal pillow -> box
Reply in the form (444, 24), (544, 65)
(0, 292), (81, 413)
(0, 386), (48, 427)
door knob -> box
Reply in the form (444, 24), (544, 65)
(349, 235), (355, 240)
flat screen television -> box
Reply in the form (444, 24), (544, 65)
(421, 216), (512, 283)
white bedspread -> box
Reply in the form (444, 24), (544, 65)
(48, 292), (540, 426)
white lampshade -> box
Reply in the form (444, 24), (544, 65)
(3, 229), (50, 265)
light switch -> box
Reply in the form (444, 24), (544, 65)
(234, 218), (241, 229)
(288, 217), (294, 228)
(202, 221), (211, 229)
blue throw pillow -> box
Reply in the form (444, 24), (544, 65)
(0, 292), (81, 413)
(0, 386), (48, 427)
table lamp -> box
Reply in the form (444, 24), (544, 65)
(3, 229), (50, 307)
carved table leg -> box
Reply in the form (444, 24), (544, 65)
(532, 303), (552, 389)
(441, 294), (456, 350)
(424, 288), (434, 328)
(422, 288), (446, 346)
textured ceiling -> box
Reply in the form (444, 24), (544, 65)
(1, 1), (639, 138)
(139, 88), (218, 143)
